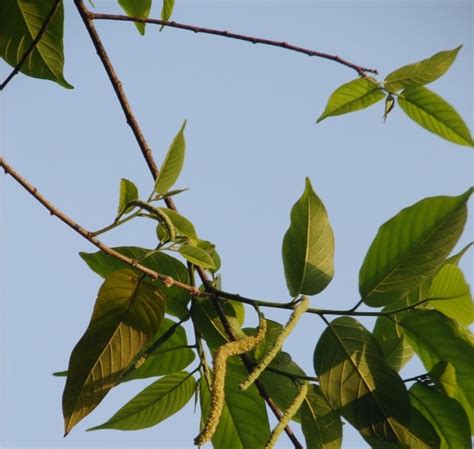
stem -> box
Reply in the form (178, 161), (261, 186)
(92, 210), (141, 236)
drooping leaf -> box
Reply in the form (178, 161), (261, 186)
(117, 178), (139, 215)
(301, 384), (343, 449)
(179, 244), (216, 270)
(196, 239), (221, 272)
(428, 264), (473, 326)
(359, 189), (472, 307)
(155, 208), (198, 242)
(117, 0), (151, 35)
(62, 270), (166, 434)
(400, 310), (474, 415)
(282, 178), (335, 297)
(79, 246), (190, 319)
(384, 46), (462, 92)
(89, 371), (195, 430)
(161, 0), (175, 21)
(314, 316), (413, 445)
(0, 0), (72, 88)
(317, 77), (385, 122)
(155, 121), (187, 195)
(398, 86), (473, 147)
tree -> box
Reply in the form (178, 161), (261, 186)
(0, 1), (472, 448)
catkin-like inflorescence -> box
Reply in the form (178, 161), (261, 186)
(194, 315), (267, 446)
(240, 296), (309, 391)
(265, 383), (309, 449)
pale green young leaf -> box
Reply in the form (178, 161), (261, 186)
(282, 178), (335, 297)
(316, 77), (385, 122)
(179, 244), (216, 270)
(156, 208), (198, 242)
(62, 270), (165, 435)
(161, 0), (175, 21)
(89, 371), (195, 430)
(155, 121), (187, 195)
(359, 189), (472, 307)
(398, 86), (473, 147)
(409, 382), (471, 449)
(117, 178), (139, 215)
(0, 0), (72, 88)
(117, 0), (151, 35)
(384, 46), (462, 92)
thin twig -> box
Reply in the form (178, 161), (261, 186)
(90, 12), (378, 76)
(0, 0), (62, 91)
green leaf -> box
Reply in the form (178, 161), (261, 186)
(117, 0), (151, 35)
(282, 178), (335, 297)
(117, 178), (139, 215)
(124, 319), (195, 380)
(446, 242), (473, 265)
(196, 239), (221, 272)
(359, 189), (472, 307)
(155, 121), (187, 195)
(384, 46), (462, 92)
(400, 310), (474, 417)
(398, 86), (473, 147)
(409, 382), (471, 448)
(314, 316), (412, 445)
(53, 370), (68, 377)
(428, 264), (473, 326)
(301, 384), (343, 449)
(89, 371), (195, 430)
(161, 0), (175, 21)
(62, 270), (166, 435)
(79, 246), (190, 319)
(179, 244), (216, 270)
(156, 208), (198, 242)
(0, 0), (72, 88)
(317, 77), (385, 122)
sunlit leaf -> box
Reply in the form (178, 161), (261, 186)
(398, 86), (473, 147)
(179, 244), (216, 270)
(196, 239), (221, 272)
(117, 178), (138, 215)
(161, 0), (175, 21)
(117, 0), (151, 35)
(282, 178), (335, 297)
(156, 208), (198, 242)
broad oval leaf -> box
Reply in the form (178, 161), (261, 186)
(179, 244), (216, 270)
(62, 270), (166, 434)
(79, 246), (190, 319)
(0, 0), (72, 88)
(89, 371), (195, 430)
(317, 77), (385, 122)
(359, 189), (472, 307)
(398, 86), (473, 147)
(314, 316), (411, 444)
(400, 310), (474, 417)
(410, 382), (471, 448)
(156, 208), (198, 242)
(117, 0), (151, 35)
(155, 121), (187, 195)
(117, 178), (139, 215)
(301, 384), (343, 449)
(282, 178), (335, 297)
(384, 46), (462, 92)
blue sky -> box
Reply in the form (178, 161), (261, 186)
(1, 1), (472, 448)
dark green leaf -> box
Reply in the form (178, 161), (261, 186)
(89, 371), (195, 430)
(398, 86), (473, 147)
(117, 178), (138, 215)
(360, 189), (472, 307)
(53, 370), (68, 377)
(117, 0), (151, 35)
(156, 208), (198, 242)
(317, 77), (385, 122)
(154, 121), (187, 195)
(282, 178), (335, 297)
(179, 244), (216, 270)
(62, 270), (165, 434)
(384, 46), (462, 92)
(0, 0), (72, 88)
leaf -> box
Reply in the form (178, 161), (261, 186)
(155, 208), (198, 242)
(161, 0), (175, 21)
(0, 0), (72, 88)
(400, 310), (474, 416)
(62, 270), (166, 434)
(282, 178), (335, 297)
(301, 384), (343, 449)
(196, 239), (221, 272)
(384, 46), (462, 92)
(124, 319), (195, 380)
(359, 189), (472, 307)
(446, 242), (473, 265)
(409, 382), (471, 448)
(117, 0), (151, 35)
(179, 244), (216, 270)
(79, 246), (190, 319)
(117, 178), (138, 215)
(89, 371), (195, 430)
(428, 264), (473, 326)
(398, 86), (473, 147)
(317, 77), (385, 122)
(314, 316), (412, 445)
(155, 121), (187, 195)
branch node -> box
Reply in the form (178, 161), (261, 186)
(164, 276), (175, 287)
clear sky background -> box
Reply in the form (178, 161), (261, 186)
(1, 1), (472, 448)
